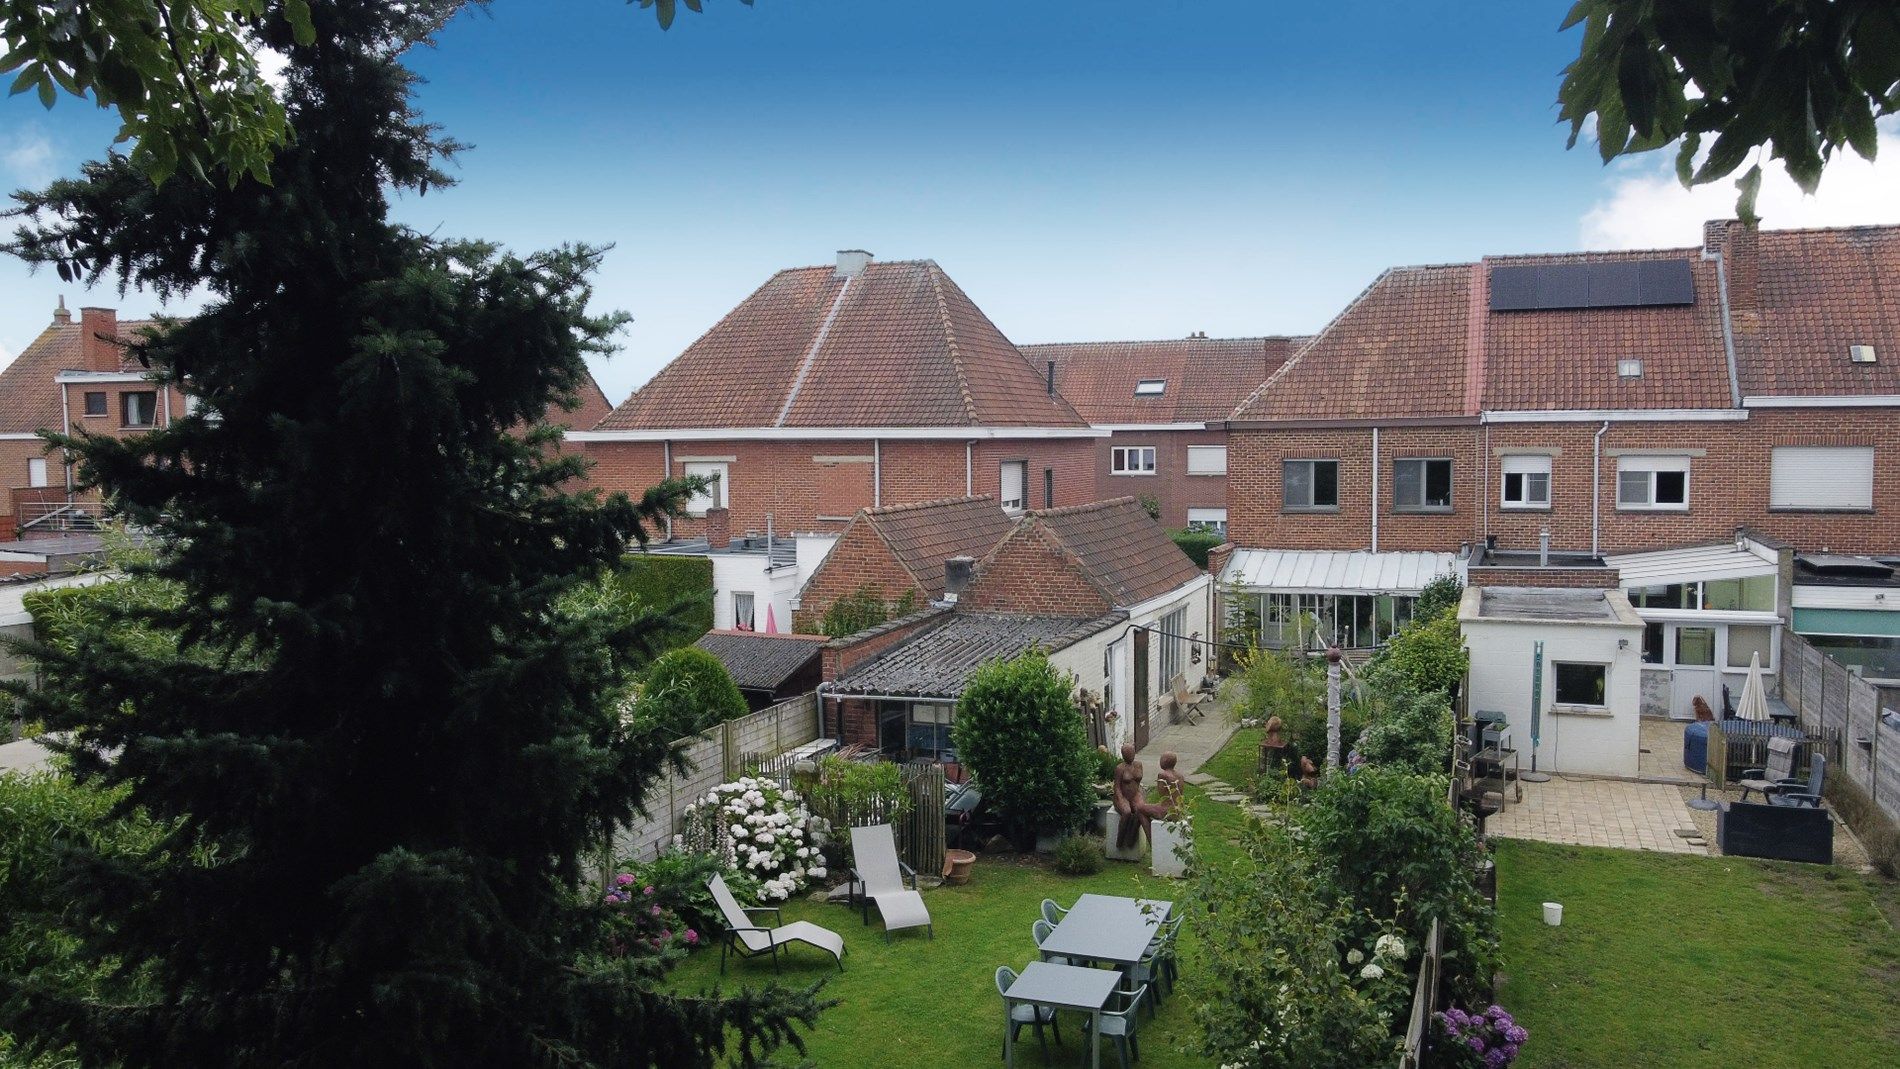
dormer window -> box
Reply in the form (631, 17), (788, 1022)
(1134, 379), (1165, 396)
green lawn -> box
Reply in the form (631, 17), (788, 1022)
(1496, 838), (1900, 1068)
(666, 785), (1249, 1068)
(1194, 726), (1260, 792)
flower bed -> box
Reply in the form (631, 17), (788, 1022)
(680, 776), (827, 902)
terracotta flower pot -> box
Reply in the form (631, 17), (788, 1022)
(943, 849), (976, 885)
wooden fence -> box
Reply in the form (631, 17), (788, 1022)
(610, 692), (822, 863)
(1397, 918), (1445, 1069)
(792, 759), (947, 879)
(1779, 630), (1900, 824)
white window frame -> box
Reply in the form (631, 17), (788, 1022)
(1392, 457), (1454, 512)
(732, 591), (755, 631)
(682, 461), (728, 516)
(1134, 379), (1166, 396)
(1186, 445), (1227, 475)
(1000, 460), (1027, 513)
(27, 457), (48, 488)
(1551, 661), (1609, 708)
(1157, 606), (1188, 685)
(1616, 455), (1690, 511)
(1769, 446), (1874, 510)
(1186, 507), (1227, 537)
(1500, 454), (1552, 510)
(1111, 445), (1157, 475)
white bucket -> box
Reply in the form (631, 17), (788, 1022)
(1542, 901), (1564, 926)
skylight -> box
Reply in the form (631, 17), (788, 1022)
(1617, 359), (1643, 378)
(1134, 379), (1166, 396)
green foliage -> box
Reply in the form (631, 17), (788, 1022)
(1092, 746), (1119, 783)
(1136, 493), (1162, 520)
(1412, 574), (1463, 623)
(1379, 610), (1468, 698)
(1298, 767), (1496, 994)
(632, 647), (748, 739)
(1052, 834), (1104, 876)
(637, 0), (756, 32)
(1557, 0), (1900, 218)
(804, 755), (910, 829)
(1350, 662), (1454, 777)
(1191, 820), (1409, 1068)
(1168, 527), (1223, 569)
(819, 585), (916, 639)
(1237, 649), (1347, 775)
(953, 652), (1094, 840)
(623, 849), (760, 942)
(608, 554), (715, 643)
(0, 2), (820, 1064)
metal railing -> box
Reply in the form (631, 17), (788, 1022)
(17, 499), (107, 533)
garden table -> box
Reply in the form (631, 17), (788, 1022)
(1037, 893), (1171, 976)
(1003, 961), (1120, 1069)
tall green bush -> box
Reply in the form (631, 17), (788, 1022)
(952, 652), (1094, 842)
(631, 647), (748, 739)
(608, 554), (714, 643)
(1412, 575), (1464, 622)
(1168, 528), (1223, 569)
(1380, 610), (1468, 698)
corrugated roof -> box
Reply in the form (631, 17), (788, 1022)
(1220, 548), (1457, 594)
(1025, 497), (1206, 607)
(597, 260), (1087, 430)
(1021, 336), (1301, 424)
(830, 611), (1125, 698)
(1605, 542), (1779, 588)
(691, 631), (824, 691)
(861, 495), (1016, 600)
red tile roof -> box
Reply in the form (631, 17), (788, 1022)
(1020, 336), (1301, 423)
(0, 315), (159, 434)
(1232, 266), (1475, 422)
(1744, 225), (1900, 397)
(597, 259), (1087, 430)
(860, 495), (1018, 600)
(1482, 247), (1732, 411)
(1020, 496), (1205, 606)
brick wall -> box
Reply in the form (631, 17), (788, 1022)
(1093, 427), (1228, 529)
(819, 609), (949, 680)
(958, 525), (1114, 616)
(792, 518), (923, 632)
(584, 435), (1100, 538)
(1466, 567), (1623, 589)
(1231, 408), (1900, 559)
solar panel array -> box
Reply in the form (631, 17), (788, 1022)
(1488, 260), (1695, 312)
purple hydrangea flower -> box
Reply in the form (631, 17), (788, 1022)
(604, 893), (623, 904)
(1486, 1004), (1507, 1020)
(613, 873), (635, 887)
(1468, 1036), (1486, 1053)
(1505, 1025), (1528, 1044)
(1484, 1049), (1510, 1069)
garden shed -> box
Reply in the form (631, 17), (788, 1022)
(1459, 586), (1645, 778)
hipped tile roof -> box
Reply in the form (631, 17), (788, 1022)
(829, 611), (1124, 698)
(598, 260), (1087, 430)
(1745, 225), (1900, 397)
(1020, 336), (1302, 423)
(859, 495), (1017, 601)
(1015, 496), (1206, 607)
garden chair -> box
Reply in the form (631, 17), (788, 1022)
(1082, 981), (1147, 1069)
(995, 965), (1062, 1061)
(1146, 914), (1183, 996)
(1765, 753), (1827, 808)
(1040, 898), (1068, 927)
(707, 873), (845, 974)
(1032, 918), (1078, 967)
(848, 823), (932, 941)
(1737, 738), (1799, 802)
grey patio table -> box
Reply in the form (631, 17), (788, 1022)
(1037, 893), (1171, 976)
(1003, 960), (1121, 1069)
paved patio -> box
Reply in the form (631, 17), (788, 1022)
(1488, 774), (1709, 855)
(1635, 717), (1706, 783)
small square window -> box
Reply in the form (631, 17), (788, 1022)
(82, 391), (108, 417)
(1283, 459), (1339, 510)
(1617, 358), (1644, 378)
(1134, 380), (1166, 396)
(1393, 458), (1453, 511)
(121, 390), (157, 428)
(1553, 662), (1607, 707)
(1616, 456), (1690, 511)
(733, 591), (755, 631)
(1500, 455), (1551, 509)
(1111, 446), (1157, 475)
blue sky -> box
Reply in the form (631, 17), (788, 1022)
(4, 1), (1897, 403)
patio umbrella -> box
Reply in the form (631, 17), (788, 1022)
(1736, 650), (1770, 722)
(763, 602), (779, 634)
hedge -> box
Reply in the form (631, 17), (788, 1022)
(609, 554), (714, 642)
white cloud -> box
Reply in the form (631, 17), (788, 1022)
(1, 128), (56, 188)
(1580, 121), (1900, 249)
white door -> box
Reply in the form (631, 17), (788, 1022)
(27, 457), (48, 487)
(1669, 624), (1720, 720)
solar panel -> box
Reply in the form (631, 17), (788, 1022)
(1488, 260), (1694, 311)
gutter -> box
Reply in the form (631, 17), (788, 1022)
(1591, 420), (1610, 557)
(1708, 240), (1744, 407)
(1369, 426), (1380, 553)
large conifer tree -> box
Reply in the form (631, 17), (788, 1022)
(1, 2), (817, 1064)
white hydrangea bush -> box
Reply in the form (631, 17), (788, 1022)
(682, 776), (827, 902)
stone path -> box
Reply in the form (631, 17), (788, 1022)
(1135, 689), (1240, 788)
(1488, 774), (1709, 855)
(0, 737), (52, 776)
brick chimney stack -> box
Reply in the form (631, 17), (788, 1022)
(1705, 219), (1760, 316)
(705, 506), (731, 550)
(52, 297), (71, 325)
(78, 307), (120, 371)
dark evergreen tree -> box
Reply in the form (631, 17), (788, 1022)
(0, 2), (819, 1065)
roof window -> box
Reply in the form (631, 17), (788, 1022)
(1134, 379), (1166, 396)
(1849, 344), (1877, 364)
(1617, 358), (1643, 378)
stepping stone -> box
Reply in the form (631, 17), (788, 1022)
(1673, 829), (1701, 838)
(1686, 838), (1707, 847)
(1185, 773), (1218, 786)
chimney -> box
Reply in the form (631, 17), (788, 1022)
(943, 555), (975, 603)
(79, 307), (119, 371)
(705, 507), (731, 550)
(1538, 526), (1551, 568)
(835, 249), (873, 279)
(52, 297), (71, 325)
(1046, 360), (1056, 396)
(1706, 219), (1759, 315)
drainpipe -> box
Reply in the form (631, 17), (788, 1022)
(663, 440), (673, 540)
(1590, 420), (1610, 557)
(1481, 423), (1491, 542)
(873, 438), (882, 508)
(965, 440), (973, 496)
(1370, 427), (1380, 552)
(59, 383), (72, 493)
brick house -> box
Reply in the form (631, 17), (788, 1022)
(821, 496), (1211, 763)
(1020, 334), (1301, 533)
(1220, 219), (1900, 719)
(570, 251), (1105, 541)
(791, 495), (1016, 633)
(0, 302), (610, 541)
